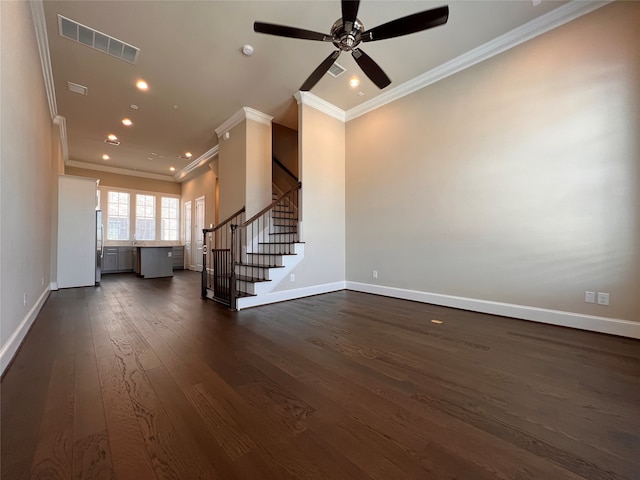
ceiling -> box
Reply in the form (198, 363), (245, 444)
(42, 0), (571, 180)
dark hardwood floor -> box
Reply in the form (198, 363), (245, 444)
(2, 271), (639, 479)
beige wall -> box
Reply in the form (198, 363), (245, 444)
(345, 2), (640, 322)
(272, 102), (346, 291)
(245, 119), (272, 219)
(218, 121), (247, 220)
(273, 123), (299, 193)
(1, 0), (56, 371)
(181, 168), (216, 232)
(65, 166), (180, 195)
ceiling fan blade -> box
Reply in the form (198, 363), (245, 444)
(342, 0), (361, 29)
(361, 5), (449, 42)
(300, 51), (341, 91)
(254, 22), (331, 42)
(351, 48), (391, 89)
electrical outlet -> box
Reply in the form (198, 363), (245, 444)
(597, 292), (610, 306)
(585, 291), (595, 304)
(373, 270), (378, 279)
(290, 273), (295, 282)
(23, 293), (27, 306)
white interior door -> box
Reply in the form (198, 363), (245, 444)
(195, 196), (205, 272)
(184, 200), (192, 270)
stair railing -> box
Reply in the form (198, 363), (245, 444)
(229, 182), (301, 310)
(201, 207), (245, 306)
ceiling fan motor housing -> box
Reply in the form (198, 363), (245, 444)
(331, 18), (364, 51)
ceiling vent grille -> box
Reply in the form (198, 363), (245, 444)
(67, 81), (88, 95)
(58, 15), (140, 64)
(327, 62), (346, 78)
(104, 139), (120, 146)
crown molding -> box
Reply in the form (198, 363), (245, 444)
(346, 0), (612, 121)
(294, 91), (346, 122)
(53, 115), (69, 162)
(30, 0), (58, 120)
(173, 145), (219, 182)
(244, 107), (273, 126)
(66, 160), (176, 182)
(214, 107), (273, 137)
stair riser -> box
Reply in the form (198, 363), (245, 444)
(257, 244), (297, 255)
(272, 218), (298, 226)
(271, 211), (296, 218)
(236, 280), (258, 295)
(271, 225), (297, 234)
(268, 234), (299, 243)
(244, 254), (284, 266)
(235, 265), (272, 279)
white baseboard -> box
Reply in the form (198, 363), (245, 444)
(1, 286), (51, 375)
(237, 281), (347, 310)
(346, 282), (640, 339)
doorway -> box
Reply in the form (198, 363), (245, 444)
(195, 196), (205, 272)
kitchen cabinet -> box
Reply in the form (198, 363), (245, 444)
(102, 247), (118, 272)
(102, 246), (134, 273)
(172, 246), (184, 270)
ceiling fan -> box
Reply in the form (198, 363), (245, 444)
(254, 0), (449, 91)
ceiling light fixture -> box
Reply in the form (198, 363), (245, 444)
(121, 118), (133, 126)
(169, 167), (176, 172)
(107, 134), (118, 141)
(242, 44), (254, 56)
(130, 104), (139, 110)
(102, 154), (109, 160)
(349, 77), (360, 88)
(185, 152), (192, 158)
(136, 79), (148, 91)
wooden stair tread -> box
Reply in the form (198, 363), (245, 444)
(258, 242), (303, 245)
(236, 262), (285, 269)
(221, 274), (271, 283)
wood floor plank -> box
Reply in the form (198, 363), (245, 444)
(2, 271), (638, 480)
(90, 300), (158, 480)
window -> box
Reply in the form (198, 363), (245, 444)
(106, 191), (130, 240)
(161, 197), (179, 241)
(102, 189), (180, 243)
(135, 194), (156, 240)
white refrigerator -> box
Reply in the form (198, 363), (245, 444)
(57, 175), (100, 288)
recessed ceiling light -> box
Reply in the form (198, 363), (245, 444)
(136, 79), (148, 91)
(121, 118), (133, 126)
(185, 152), (192, 158)
(349, 77), (360, 88)
(130, 104), (139, 110)
(169, 166), (176, 172)
(107, 134), (118, 141)
(102, 154), (109, 160)
(151, 152), (158, 156)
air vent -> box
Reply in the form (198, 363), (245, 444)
(327, 62), (346, 78)
(104, 139), (120, 146)
(67, 81), (88, 95)
(58, 15), (140, 64)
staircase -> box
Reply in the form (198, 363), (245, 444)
(202, 182), (303, 310)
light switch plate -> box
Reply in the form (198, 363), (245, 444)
(585, 291), (595, 303)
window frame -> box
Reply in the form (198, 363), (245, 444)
(99, 187), (181, 246)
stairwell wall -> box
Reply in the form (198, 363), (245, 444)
(270, 101), (346, 292)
